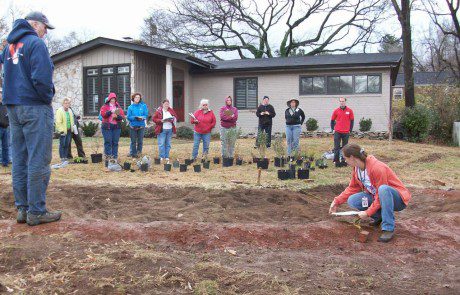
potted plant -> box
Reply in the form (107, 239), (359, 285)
(179, 163), (187, 172)
(173, 159), (180, 168)
(164, 162), (172, 171)
(193, 163), (201, 172)
(201, 153), (211, 169)
(185, 158), (194, 166)
(90, 137), (103, 163)
(297, 168), (309, 179)
(288, 163), (296, 179)
(277, 169), (290, 180)
(153, 148), (161, 164)
(137, 155), (151, 172)
(222, 127), (240, 167)
(251, 151), (260, 164)
(256, 131), (269, 169)
(123, 161), (131, 170)
(273, 137), (286, 167)
(316, 158), (328, 169)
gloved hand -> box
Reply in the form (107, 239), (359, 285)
(105, 111), (112, 117)
(116, 115), (123, 121)
(60, 132), (65, 137)
(136, 117), (144, 121)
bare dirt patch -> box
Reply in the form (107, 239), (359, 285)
(1, 182), (459, 294)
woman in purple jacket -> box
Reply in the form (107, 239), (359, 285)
(219, 96), (238, 158)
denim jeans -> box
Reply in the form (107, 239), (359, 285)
(0, 126), (12, 163)
(286, 125), (301, 156)
(347, 185), (406, 231)
(0, 127), (9, 165)
(256, 125), (272, 147)
(157, 128), (173, 159)
(7, 105), (53, 215)
(334, 132), (349, 162)
(192, 132), (211, 159)
(220, 127), (236, 158)
(101, 127), (121, 159)
(129, 127), (145, 157)
(59, 132), (72, 160)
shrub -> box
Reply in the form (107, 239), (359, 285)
(305, 118), (318, 131)
(400, 104), (430, 142)
(176, 126), (194, 139)
(359, 117), (372, 132)
(81, 121), (99, 137)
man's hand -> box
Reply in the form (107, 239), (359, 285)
(329, 201), (338, 214)
(358, 211), (368, 219)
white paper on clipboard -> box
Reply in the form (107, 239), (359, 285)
(188, 113), (198, 121)
(331, 211), (360, 216)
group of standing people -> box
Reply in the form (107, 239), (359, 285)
(0, 11), (411, 244)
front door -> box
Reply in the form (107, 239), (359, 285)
(173, 81), (184, 122)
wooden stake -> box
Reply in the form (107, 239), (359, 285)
(257, 168), (262, 186)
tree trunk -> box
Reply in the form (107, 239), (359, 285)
(401, 0), (415, 107)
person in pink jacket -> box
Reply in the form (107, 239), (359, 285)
(190, 99), (216, 160)
(219, 96), (238, 158)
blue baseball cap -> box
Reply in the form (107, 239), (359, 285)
(25, 11), (55, 30)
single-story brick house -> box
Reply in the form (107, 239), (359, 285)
(51, 37), (402, 133)
(393, 71), (455, 100)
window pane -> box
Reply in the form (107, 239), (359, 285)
(117, 75), (131, 110)
(235, 79), (248, 109)
(102, 67), (114, 75)
(340, 76), (353, 94)
(118, 66), (129, 73)
(368, 75), (381, 93)
(246, 78), (258, 109)
(312, 77), (325, 94)
(87, 69), (98, 76)
(300, 77), (313, 94)
(327, 76), (341, 94)
(102, 76), (114, 98)
(355, 75), (367, 93)
(86, 77), (99, 114)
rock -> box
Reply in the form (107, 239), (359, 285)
(358, 230), (369, 243)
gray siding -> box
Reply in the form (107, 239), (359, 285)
(82, 46), (131, 67)
(134, 52), (166, 110)
(191, 68), (392, 133)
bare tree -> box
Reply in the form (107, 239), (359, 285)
(390, 0), (415, 107)
(141, 0), (387, 60)
(45, 31), (94, 56)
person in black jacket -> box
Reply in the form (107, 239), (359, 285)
(285, 98), (305, 156)
(66, 105), (86, 159)
(0, 100), (10, 167)
(255, 96), (276, 148)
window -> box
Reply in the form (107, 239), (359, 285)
(234, 77), (258, 109)
(299, 74), (382, 95)
(327, 75), (353, 94)
(355, 75), (381, 93)
(299, 76), (325, 95)
(83, 64), (131, 116)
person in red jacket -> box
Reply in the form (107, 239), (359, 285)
(331, 97), (354, 167)
(329, 143), (411, 242)
(190, 99), (216, 160)
(100, 92), (125, 160)
(153, 99), (177, 162)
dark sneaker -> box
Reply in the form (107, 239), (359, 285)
(340, 161), (348, 167)
(369, 218), (382, 227)
(17, 209), (27, 224)
(378, 230), (394, 243)
(27, 211), (62, 226)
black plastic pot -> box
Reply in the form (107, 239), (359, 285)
(213, 157), (220, 164)
(105, 160), (109, 167)
(173, 160), (180, 168)
(304, 161), (311, 169)
(164, 163), (172, 171)
(123, 162), (131, 170)
(296, 159), (303, 166)
(203, 161), (210, 169)
(252, 157), (260, 164)
(277, 170), (290, 180)
(297, 169), (309, 179)
(179, 164), (187, 172)
(154, 158), (161, 165)
(185, 159), (194, 166)
(193, 164), (201, 172)
(222, 157), (234, 167)
(236, 158), (243, 165)
(289, 164), (296, 179)
(257, 158), (269, 169)
(274, 157), (281, 167)
(140, 163), (149, 172)
(91, 153), (103, 164)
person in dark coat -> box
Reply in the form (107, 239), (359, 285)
(285, 98), (305, 156)
(67, 104), (86, 159)
(255, 95), (276, 148)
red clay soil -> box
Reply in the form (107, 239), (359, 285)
(0, 183), (459, 294)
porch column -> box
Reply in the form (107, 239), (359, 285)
(166, 58), (173, 107)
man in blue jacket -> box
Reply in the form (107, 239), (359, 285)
(0, 12), (61, 226)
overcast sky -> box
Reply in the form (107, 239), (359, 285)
(1, 0), (435, 58)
